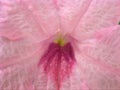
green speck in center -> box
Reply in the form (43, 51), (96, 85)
(55, 36), (66, 46)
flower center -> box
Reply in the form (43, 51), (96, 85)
(54, 36), (66, 46)
(38, 37), (76, 89)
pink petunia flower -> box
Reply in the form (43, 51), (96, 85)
(0, 0), (120, 90)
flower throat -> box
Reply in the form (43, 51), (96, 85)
(38, 37), (76, 90)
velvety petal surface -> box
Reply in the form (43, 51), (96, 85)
(0, 0), (120, 90)
(59, 0), (120, 39)
(56, 0), (92, 34)
(0, 0), (59, 41)
(76, 25), (120, 90)
(0, 0), (60, 68)
(0, 0), (60, 89)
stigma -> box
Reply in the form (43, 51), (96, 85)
(38, 36), (76, 89)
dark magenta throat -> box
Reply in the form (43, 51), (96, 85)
(38, 42), (76, 88)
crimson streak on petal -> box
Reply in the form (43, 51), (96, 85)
(38, 42), (76, 89)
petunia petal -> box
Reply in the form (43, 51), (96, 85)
(57, 0), (92, 34)
(76, 54), (120, 90)
(0, 0), (63, 69)
(20, 0), (60, 35)
(76, 25), (120, 90)
(73, 0), (120, 39)
(0, 0), (59, 41)
(0, 60), (38, 90)
(91, 25), (120, 69)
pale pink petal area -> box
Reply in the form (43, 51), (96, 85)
(90, 25), (120, 70)
(73, 0), (120, 39)
(0, 59), (39, 90)
(76, 25), (120, 90)
(0, 0), (60, 41)
(0, 0), (60, 89)
(56, 0), (92, 34)
(0, 0), (120, 90)
(0, 0), (56, 68)
(20, 0), (60, 35)
(0, 0), (41, 41)
(0, 37), (46, 69)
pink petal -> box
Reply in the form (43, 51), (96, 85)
(74, 0), (120, 39)
(0, 0), (59, 41)
(20, 0), (60, 35)
(0, 0), (60, 68)
(0, 0), (120, 90)
(93, 25), (120, 69)
(0, 62), (37, 90)
(77, 53), (120, 90)
(0, 37), (43, 69)
(57, 0), (92, 33)
(0, 1), (60, 89)
(76, 25), (120, 90)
